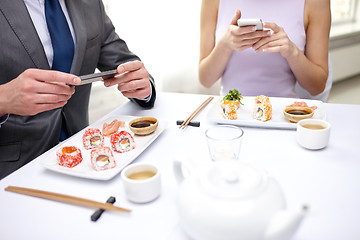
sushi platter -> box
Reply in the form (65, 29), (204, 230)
(207, 96), (326, 129)
(40, 115), (165, 180)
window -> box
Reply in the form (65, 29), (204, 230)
(331, 0), (358, 24)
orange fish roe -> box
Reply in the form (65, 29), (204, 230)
(222, 100), (240, 120)
(62, 146), (77, 154)
(254, 95), (271, 105)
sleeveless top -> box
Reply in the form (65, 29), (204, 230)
(216, 0), (306, 97)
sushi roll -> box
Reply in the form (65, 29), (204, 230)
(91, 147), (116, 171)
(221, 89), (243, 120)
(110, 131), (136, 153)
(56, 146), (83, 168)
(82, 128), (104, 150)
(222, 100), (240, 120)
(253, 95), (272, 122)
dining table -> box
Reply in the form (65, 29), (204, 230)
(1, 92), (360, 240)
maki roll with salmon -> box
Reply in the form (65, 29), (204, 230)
(82, 128), (104, 150)
(221, 89), (243, 120)
(253, 95), (272, 122)
(56, 146), (83, 168)
(110, 131), (136, 153)
(91, 147), (116, 171)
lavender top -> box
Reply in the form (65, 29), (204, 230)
(216, 0), (306, 97)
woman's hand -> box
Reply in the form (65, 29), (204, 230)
(252, 22), (299, 59)
(220, 10), (271, 52)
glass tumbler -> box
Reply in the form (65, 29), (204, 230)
(205, 125), (244, 161)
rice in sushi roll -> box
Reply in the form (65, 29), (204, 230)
(56, 146), (83, 168)
(253, 95), (272, 122)
(91, 147), (116, 171)
(110, 131), (136, 153)
(82, 128), (104, 150)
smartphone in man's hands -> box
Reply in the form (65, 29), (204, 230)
(79, 70), (117, 85)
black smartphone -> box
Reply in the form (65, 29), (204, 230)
(79, 69), (117, 85)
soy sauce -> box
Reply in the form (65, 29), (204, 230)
(286, 110), (310, 115)
(131, 120), (155, 128)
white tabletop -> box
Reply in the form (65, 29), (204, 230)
(1, 92), (360, 240)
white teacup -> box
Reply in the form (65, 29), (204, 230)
(296, 119), (331, 150)
(121, 162), (161, 203)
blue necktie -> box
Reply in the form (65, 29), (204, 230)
(45, 0), (74, 141)
(45, 0), (74, 73)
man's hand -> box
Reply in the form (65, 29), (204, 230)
(0, 69), (80, 116)
(103, 60), (151, 100)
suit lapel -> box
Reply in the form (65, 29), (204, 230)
(65, 0), (87, 75)
(0, 0), (50, 69)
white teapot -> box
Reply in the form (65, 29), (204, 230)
(173, 160), (307, 240)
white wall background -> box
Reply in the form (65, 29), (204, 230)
(103, 0), (221, 95)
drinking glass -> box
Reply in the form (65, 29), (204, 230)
(205, 125), (244, 161)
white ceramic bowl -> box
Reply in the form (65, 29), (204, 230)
(121, 162), (161, 203)
(296, 119), (331, 150)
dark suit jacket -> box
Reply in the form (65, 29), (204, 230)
(0, 0), (156, 179)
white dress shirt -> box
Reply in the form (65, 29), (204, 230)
(23, 0), (76, 68)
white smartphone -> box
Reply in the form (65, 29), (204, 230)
(237, 18), (263, 31)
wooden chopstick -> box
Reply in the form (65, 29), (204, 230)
(5, 186), (131, 213)
(179, 96), (214, 129)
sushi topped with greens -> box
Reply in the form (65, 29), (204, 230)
(221, 89), (243, 120)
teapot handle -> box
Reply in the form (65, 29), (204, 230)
(173, 158), (193, 184)
(173, 159), (185, 184)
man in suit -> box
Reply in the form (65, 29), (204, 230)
(0, 0), (156, 179)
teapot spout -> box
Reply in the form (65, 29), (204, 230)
(264, 205), (308, 240)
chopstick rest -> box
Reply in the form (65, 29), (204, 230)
(176, 120), (200, 127)
(179, 96), (213, 129)
(91, 196), (116, 222)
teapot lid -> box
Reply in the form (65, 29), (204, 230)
(198, 161), (268, 199)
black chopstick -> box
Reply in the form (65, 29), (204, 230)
(176, 120), (200, 127)
(91, 196), (116, 222)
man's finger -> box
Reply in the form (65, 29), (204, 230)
(27, 69), (80, 85)
(117, 60), (144, 75)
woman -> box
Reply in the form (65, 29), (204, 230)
(199, 0), (331, 98)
